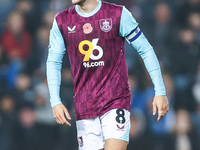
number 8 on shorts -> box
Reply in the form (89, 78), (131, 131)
(116, 109), (126, 124)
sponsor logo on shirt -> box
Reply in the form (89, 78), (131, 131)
(83, 61), (104, 68)
(78, 38), (105, 68)
(68, 26), (76, 33)
(99, 18), (112, 32)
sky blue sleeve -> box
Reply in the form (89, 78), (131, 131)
(119, 6), (166, 96)
(131, 33), (166, 96)
(46, 17), (66, 108)
(120, 6), (138, 37)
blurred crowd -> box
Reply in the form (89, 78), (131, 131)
(0, 0), (200, 150)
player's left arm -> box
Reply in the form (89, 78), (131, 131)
(120, 6), (169, 121)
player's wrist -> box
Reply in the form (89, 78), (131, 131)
(155, 89), (166, 96)
(50, 99), (62, 108)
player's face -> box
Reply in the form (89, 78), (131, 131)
(72, 0), (87, 5)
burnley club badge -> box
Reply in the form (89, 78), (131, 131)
(99, 18), (112, 32)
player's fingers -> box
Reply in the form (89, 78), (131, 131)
(64, 109), (71, 120)
(157, 114), (163, 121)
(152, 101), (157, 115)
(162, 104), (169, 115)
(64, 121), (71, 126)
(54, 111), (66, 125)
(157, 110), (164, 121)
(52, 104), (71, 125)
(157, 104), (165, 121)
(157, 104), (168, 121)
(61, 117), (71, 126)
(54, 114), (62, 124)
(61, 115), (71, 126)
(59, 112), (71, 126)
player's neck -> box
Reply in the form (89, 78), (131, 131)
(78, 0), (99, 13)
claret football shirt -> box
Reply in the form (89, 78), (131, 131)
(47, 0), (166, 120)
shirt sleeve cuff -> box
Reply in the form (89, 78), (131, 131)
(50, 98), (62, 108)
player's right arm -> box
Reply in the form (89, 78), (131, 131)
(46, 17), (71, 126)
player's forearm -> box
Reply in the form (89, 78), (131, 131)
(131, 33), (166, 96)
(46, 51), (63, 108)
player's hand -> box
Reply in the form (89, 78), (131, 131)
(152, 95), (169, 121)
(52, 104), (71, 126)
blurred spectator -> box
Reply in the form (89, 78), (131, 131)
(1, 11), (32, 61)
(188, 12), (200, 31)
(176, 0), (200, 28)
(193, 62), (200, 109)
(0, 95), (17, 150)
(0, 0), (16, 34)
(34, 0), (52, 14)
(145, 2), (174, 68)
(187, 12), (200, 43)
(171, 28), (200, 76)
(0, 95), (16, 117)
(166, 109), (199, 150)
(42, 10), (56, 29)
(16, 0), (41, 35)
(49, 0), (72, 12)
(0, 113), (14, 150)
(15, 103), (60, 150)
(11, 73), (35, 110)
(192, 62), (200, 137)
(14, 106), (40, 150)
(0, 45), (9, 93)
(127, 110), (148, 150)
(0, 45), (8, 69)
(129, 4), (142, 22)
(170, 28), (199, 111)
(34, 77), (55, 125)
(0, 11), (32, 89)
(136, 0), (162, 31)
(25, 25), (49, 76)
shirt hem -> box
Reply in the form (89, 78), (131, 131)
(75, 106), (130, 121)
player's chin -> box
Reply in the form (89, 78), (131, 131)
(72, 0), (85, 5)
(72, 0), (80, 4)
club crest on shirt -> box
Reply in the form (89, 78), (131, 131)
(99, 18), (112, 32)
(83, 23), (93, 34)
